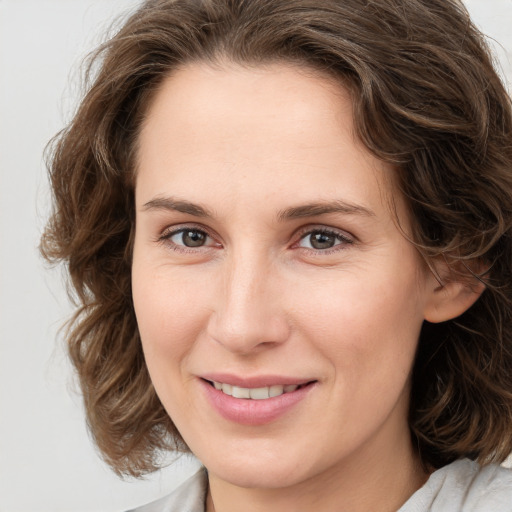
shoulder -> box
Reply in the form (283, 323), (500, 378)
(126, 468), (208, 512)
(400, 459), (512, 512)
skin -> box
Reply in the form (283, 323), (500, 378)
(132, 62), (480, 512)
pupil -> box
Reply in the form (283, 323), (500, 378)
(310, 232), (335, 249)
(183, 230), (206, 247)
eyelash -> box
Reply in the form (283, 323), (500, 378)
(294, 227), (354, 254)
(157, 224), (354, 255)
(158, 225), (219, 254)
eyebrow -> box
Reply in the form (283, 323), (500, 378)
(142, 197), (213, 217)
(142, 196), (375, 220)
(277, 200), (375, 221)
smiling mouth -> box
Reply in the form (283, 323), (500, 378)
(204, 380), (315, 400)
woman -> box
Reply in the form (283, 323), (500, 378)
(41, 0), (512, 510)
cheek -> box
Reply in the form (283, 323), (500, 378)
(131, 262), (209, 374)
(131, 265), (214, 426)
(300, 277), (423, 436)
(290, 264), (425, 379)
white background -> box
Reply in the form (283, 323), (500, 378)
(0, 1), (511, 511)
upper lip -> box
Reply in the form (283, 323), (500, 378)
(200, 373), (316, 388)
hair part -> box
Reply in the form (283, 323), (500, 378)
(42, 0), (512, 476)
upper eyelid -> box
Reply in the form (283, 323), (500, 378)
(160, 223), (215, 238)
(295, 225), (355, 241)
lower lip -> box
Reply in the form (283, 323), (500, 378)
(200, 380), (315, 426)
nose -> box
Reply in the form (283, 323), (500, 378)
(206, 253), (290, 355)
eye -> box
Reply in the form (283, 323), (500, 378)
(159, 226), (220, 251)
(297, 229), (352, 251)
(170, 229), (210, 247)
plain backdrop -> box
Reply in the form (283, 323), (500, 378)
(0, 1), (511, 511)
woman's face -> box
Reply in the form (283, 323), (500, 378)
(132, 62), (438, 489)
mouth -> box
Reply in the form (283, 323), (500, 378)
(202, 379), (316, 400)
(200, 377), (317, 425)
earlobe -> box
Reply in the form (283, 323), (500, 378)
(423, 275), (486, 324)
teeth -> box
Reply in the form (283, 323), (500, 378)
(250, 387), (270, 400)
(231, 386), (250, 399)
(212, 381), (301, 400)
(269, 385), (284, 397)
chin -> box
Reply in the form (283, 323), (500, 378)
(210, 460), (308, 490)
(198, 439), (322, 490)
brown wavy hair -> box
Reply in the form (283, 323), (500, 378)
(41, 0), (512, 476)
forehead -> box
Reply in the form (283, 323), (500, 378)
(138, 62), (353, 161)
(136, 61), (400, 222)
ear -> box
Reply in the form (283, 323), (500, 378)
(423, 260), (486, 324)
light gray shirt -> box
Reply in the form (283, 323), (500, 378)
(129, 459), (512, 512)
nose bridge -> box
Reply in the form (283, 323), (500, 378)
(208, 246), (288, 353)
